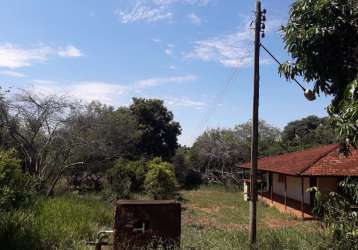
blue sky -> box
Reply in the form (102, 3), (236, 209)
(0, 0), (331, 145)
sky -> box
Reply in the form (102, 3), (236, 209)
(0, 0), (332, 146)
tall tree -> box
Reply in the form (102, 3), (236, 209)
(280, 0), (358, 152)
(129, 98), (181, 160)
(190, 120), (283, 184)
(62, 101), (141, 192)
(282, 115), (338, 151)
(0, 90), (79, 191)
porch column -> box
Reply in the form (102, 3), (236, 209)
(301, 176), (304, 218)
(270, 172), (273, 204)
(284, 175), (287, 210)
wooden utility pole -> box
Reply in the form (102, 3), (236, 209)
(249, 0), (262, 247)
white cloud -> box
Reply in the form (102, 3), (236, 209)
(136, 74), (196, 88)
(0, 43), (83, 69)
(58, 45), (82, 57)
(0, 43), (52, 69)
(31, 79), (58, 84)
(185, 18), (283, 68)
(185, 21), (253, 68)
(164, 48), (172, 55)
(153, 0), (209, 6)
(116, 0), (209, 24)
(31, 81), (128, 105)
(188, 13), (201, 25)
(115, 2), (172, 24)
(152, 38), (161, 43)
(165, 96), (207, 109)
(0, 70), (26, 78)
(169, 65), (177, 70)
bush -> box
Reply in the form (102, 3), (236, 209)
(310, 177), (358, 249)
(144, 157), (176, 199)
(0, 211), (41, 250)
(107, 158), (146, 198)
(0, 150), (35, 211)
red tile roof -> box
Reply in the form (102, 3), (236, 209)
(303, 148), (358, 176)
(240, 144), (358, 176)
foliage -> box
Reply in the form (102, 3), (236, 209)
(0, 90), (76, 191)
(130, 98), (181, 160)
(0, 211), (41, 250)
(310, 177), (358, 249)
(144, 157), (176, 199)
(189, 120), (283, 185)
(0, 150), (35, 211)
(63, 102), (142, 192)
(107, 158), (147, 198)
(282, 115), (338, 151)
(171, 146), (193, 186)
(280, 0), (358, 150)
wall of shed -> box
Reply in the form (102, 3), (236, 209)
(272, 174), (310, 204)
(317, 177), (337, 195)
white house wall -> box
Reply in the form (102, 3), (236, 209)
(272, 173), (310, 204)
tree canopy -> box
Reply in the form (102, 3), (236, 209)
(130, 98), (181, 160)
(280, 0), (358, 151)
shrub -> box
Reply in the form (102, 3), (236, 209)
(0, 211), (41, 250)
(144, 157), (176, 199)
(310, 177), (358, 249)
(0, 150), (35, 211)
(107, 158), (146, 198)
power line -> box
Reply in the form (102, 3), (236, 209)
(188, 66), (240, 144)
(260, 42), (306, 91)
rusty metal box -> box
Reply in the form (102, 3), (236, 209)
(113, 200), (181, 249)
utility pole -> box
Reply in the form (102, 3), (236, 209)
(249, 0), (265, 247)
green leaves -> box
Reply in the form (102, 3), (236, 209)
(281, 0), (358, 150)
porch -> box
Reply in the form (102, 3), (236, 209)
(258, 191), (313, 219)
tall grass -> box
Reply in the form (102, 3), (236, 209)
(0, 186), (332, 249)
(0, 194), (114, 250)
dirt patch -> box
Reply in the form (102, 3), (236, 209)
(184, 204), (237, 214)
(263, 218), (299, 229)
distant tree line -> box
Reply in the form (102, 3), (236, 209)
(178, 116), (338, 186)
(0, 87), (342, 199)
(0, 89), (180, 200)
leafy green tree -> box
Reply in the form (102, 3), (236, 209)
(309, 177), (358, 249)
(171, 146), (191, 185)
(0, 150), (35, 211)
(280, 0), (358, 151)
(144, 157), (176, 199)
(234, 120), (283, 157)
(130, 98), (181, 160)
(107, 158), (147, 197)
(63, 101), (141, 192)
(282, 115), (337, 151)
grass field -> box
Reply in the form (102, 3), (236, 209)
(180, 186), (324, 249)
(1, 186), (328, 249)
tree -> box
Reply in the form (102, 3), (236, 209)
(62, 101), (141, 192)
(280, 0), (358, 151)
(234, 120), (283, 157)
(0, 150), (35, 211)
(189, 120), (283, 185)
(190, 128), (249, 185)
(0, 90), (80, 191)
(282, 115), (338, 151)
(130, 98), (181, 160)
(144, 157), (176, 199)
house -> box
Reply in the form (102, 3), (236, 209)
(240, 144), (358, 218)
